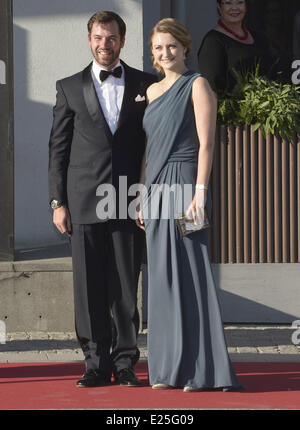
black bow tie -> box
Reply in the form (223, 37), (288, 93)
(99, 66), (122, 82)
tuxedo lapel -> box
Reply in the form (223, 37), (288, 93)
(82, 63), (113, 140)
(116, 61), (137, 131)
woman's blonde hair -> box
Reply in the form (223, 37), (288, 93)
(149, 18), (192, 74)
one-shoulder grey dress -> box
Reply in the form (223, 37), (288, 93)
(142, 71), (242, 390)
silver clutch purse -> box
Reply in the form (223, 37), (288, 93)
(176, 212), (210, 237)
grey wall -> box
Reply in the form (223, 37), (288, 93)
(142, 0), (172, 72)
(172, 0), (218, 70)
(13, 0), (143, 249)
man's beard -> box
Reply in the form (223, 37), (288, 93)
(92, 47), (121, 69)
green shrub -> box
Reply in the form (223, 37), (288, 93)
(217, 68), (300, 140)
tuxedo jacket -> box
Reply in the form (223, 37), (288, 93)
(48, 60), (157, 224)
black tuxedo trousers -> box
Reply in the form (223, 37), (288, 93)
(71, 220), (144, 374)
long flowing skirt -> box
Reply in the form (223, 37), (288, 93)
(145, 160), (241, 389)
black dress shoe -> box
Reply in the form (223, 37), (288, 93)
(115, 368), (141, 387)
(76, 369), (111, 388)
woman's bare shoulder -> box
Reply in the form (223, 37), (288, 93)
(146, 80), (164, 103)
(192, 76), (217, 107)
(192, 76), (215, 95)
(193, 75), (211, 88)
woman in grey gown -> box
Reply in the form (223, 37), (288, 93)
(136, 18), (243, 392)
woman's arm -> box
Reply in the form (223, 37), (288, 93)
(193, 76), (217, 185)
(138, 150), (146, 186)
(136, 150), (146, 230)
(185, 76), (217, 225)
(136, 85), (155, 230)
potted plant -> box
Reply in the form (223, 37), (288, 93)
(210, 69), (300, 264)
(217, 68), (300, 139)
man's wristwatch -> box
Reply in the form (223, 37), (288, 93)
(50, 199), (64, 209)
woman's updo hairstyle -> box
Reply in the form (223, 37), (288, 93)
(149, 18), (192, 74)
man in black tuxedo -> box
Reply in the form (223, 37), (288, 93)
(48, 11), (156, 387)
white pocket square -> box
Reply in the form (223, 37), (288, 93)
(135, 94), (146, 102)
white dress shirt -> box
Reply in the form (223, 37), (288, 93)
(91, 60), (125, 134)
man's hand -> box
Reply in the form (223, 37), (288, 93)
(53, 206), (72, 234)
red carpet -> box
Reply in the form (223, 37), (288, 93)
(0, 362), (299, 410)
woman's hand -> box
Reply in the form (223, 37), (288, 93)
(185, 189), (207, 226)
(135, 202), (145, 231)
(136, 210), (145, 231)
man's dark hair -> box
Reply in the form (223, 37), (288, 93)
(87, 11), (126, 38)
